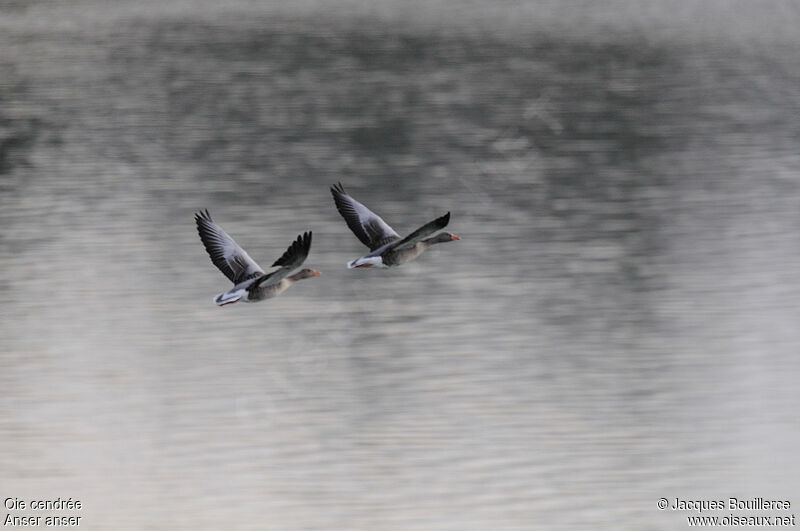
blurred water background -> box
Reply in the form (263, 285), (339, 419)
(2, 1), (800, 529)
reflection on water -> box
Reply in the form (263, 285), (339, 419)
(2, 1), (800, 529)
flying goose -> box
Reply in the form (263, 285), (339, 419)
(330, 182), (460, 268)
(195, 209), (320, 306)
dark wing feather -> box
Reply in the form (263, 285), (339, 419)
(271, 231), (312, 268)
(254, 231), (312, 288)
(385, 212), (451, 252)
(330, 182), (400, 251)
(195, 209), (264, 284)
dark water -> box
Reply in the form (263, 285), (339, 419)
(2, 1), (800, 529)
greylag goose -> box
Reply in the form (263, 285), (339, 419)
(195, 209), (320, 306)
(330, 182), (460, 268)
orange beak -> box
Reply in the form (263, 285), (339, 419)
(311, 270), (322, 276)
(451, 234), (461, 240)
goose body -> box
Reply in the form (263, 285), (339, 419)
(330, 183), (459, 269)
(195, 210), (319, 306)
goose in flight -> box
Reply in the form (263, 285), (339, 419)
(330, 182), (460, 269)
(195, 209), (320, 306)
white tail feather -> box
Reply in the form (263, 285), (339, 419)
(214, 289), (244, 306)
(347, 256), (385, 269)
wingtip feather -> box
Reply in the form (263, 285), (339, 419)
(270, 230), (312, 268)
(195, 208), (213, 223)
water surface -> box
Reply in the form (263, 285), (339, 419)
(2, 1), (800, 529)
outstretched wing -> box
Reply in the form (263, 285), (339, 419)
(385, 212), (450, 252)
(251, 231), (312, 289)
(330, 182), (400, 251)
(195, 209), (264, 284)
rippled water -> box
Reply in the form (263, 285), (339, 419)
(2, 1), (800, 529)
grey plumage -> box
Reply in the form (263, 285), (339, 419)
(195, 210), (318, 305)
(330, 183), (459, 269)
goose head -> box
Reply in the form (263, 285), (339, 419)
(290, 268), (322, 281)
(426, 232), (461, 245)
